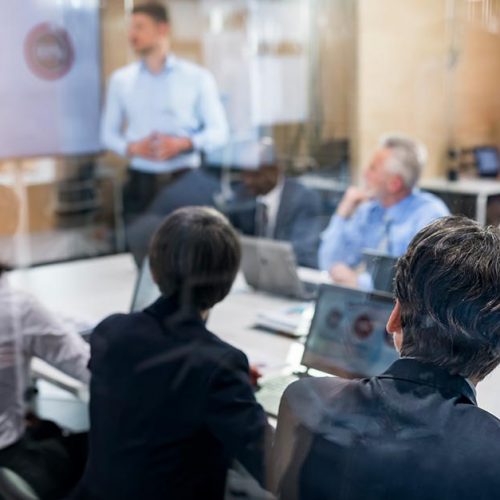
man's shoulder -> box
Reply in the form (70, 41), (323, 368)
(282, 178), (321, 204)
(172, 56), (212, 80)
(110, 62), (141, 82)
(411, 189), (449, 214)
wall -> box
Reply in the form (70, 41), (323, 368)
(353, 0), (500, 179)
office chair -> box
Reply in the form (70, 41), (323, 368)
(0, 468), (39, 500)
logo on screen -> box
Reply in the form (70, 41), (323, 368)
(24, 23), (74, 81)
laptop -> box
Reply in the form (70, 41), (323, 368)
(130, 257), (161, 312)
(362, 250), (399, 293)
(240, 236), (319, 300)
(474, 146), (500, 178)
(256, 283), (398, 417)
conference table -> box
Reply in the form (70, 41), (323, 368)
(9, 253), (500, 422)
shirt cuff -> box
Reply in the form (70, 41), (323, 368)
(357, 271), (374, 291)
(191, 133), (204, 151)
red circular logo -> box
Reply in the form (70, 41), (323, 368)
(24, 23), (74, 81)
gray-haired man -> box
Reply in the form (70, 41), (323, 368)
(319, 134), (449, 288)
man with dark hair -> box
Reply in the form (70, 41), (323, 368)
(72, 207), (268, 500)
(272, 216), (500, 499)
(224, 138), (323, 268)
(102, 2), (228, 219)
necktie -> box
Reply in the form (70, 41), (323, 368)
(378, 215), (392, 254)
(255, 201), (269, 238)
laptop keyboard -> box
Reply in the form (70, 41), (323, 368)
(256, 373), (301, 417)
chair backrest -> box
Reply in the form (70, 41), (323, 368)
(0, 468), (39, 500)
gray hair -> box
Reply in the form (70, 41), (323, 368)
(379, 134), (427, 189)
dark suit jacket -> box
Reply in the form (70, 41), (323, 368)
(126, 169), (221, 266)
(72, 296), (268, 500)
(272, 358), (500, 500)
(226, 179), (322, 268)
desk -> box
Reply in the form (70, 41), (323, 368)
(420, 177), (500, 225)
(9, 253), (500, 418)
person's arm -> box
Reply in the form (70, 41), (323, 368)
(191, 72), (229, 152)
(100, 73), (128, 158)
(318, 188), (369, 272)
(22, 295), (90, 384)
(205, 348), (270, 486)
(318, 211), (365, 272)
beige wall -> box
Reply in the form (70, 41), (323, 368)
(353, 0), (449, 178)
(353, 0), (500, 179)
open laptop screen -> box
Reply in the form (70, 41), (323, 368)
(362, 250), (398, 293)
(301, 284), (398, 378)
(130, 257), (161, 312)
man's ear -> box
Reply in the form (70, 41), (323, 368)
(387, 299), (404, 352)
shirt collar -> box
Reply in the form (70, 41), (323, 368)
(144, 294), (203, 326)
(370, 189), (417, 220)
(379, 358), (477, 405)
(139, 53), (178, 75)
(257, 176), (284, 207)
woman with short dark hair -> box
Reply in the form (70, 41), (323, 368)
(73, 207), (268, 500)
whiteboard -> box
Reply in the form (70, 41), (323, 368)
(0, 0), (101, 159)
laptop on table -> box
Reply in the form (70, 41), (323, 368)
(240, 236), (319, 300)
(362, 249), (399, 293)
(256, 283), (398, 417)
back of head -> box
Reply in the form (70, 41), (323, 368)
(395, 216), (500, 380)
(132, 2), (169, 23)
(149, 206), (241, 311)
(380, 134), (427, 189)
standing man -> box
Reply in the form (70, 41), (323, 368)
(101, 3), (229, 219)
(318, 134), (449, 287)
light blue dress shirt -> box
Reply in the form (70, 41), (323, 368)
(101, 55), (229, 173)
(318, 190), (450, 275)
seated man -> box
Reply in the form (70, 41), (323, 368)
(225, 139), (322, 268)
(318, 134), (449, 287)
(272, 216), (500, 500)
(72, 207), (269, 500)
(0, 262), (90, 499)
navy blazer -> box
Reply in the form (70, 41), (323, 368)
(226, 178), (322, 268)
(72, 296), (268, 500)
(273, 358), (500, 500)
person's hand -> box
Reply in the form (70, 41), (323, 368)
(127, 137), (155, 159)
(151, 134), (193, 161)
(249, 364), (263, 389)
(329, 263), (359, 288)
(336, 186), (370, 218)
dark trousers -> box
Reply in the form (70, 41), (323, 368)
(0, 426), (87, 500)
(123, 168), (190, 223)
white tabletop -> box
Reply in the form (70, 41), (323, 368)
(420, 177), (500, 196)
(8, 253), (500, 418)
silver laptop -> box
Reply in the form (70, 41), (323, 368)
(256, 283), (398, 417)
(130, 257), (161, 312)
(362, 250), (399, 293)
(240, 236), (318, 300)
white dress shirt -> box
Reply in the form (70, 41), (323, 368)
(101, 55), (229, 174)
(256, 177), (284, 238)
(0, 275), (90, 449)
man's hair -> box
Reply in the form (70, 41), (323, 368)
(132, 3), (169, 23)
(380, 133), (427, 189)
(394, 216), (500, 381)
(149, 206), (241, 310)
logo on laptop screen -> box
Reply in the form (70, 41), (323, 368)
(24, 23), (74, 81)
